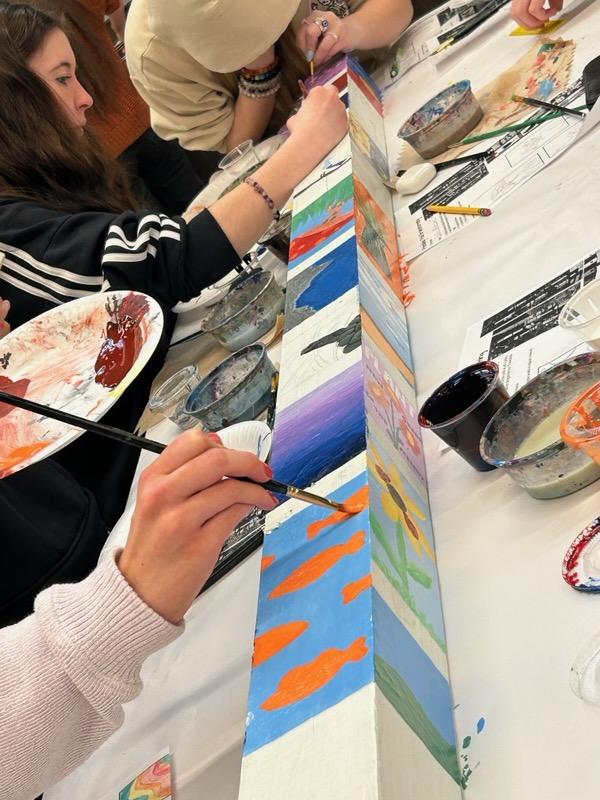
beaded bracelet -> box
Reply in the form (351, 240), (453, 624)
(238, 56), (281, 99)
(244, 177), (281, 222)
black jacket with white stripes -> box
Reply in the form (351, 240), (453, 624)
(0, 199), (241, 626)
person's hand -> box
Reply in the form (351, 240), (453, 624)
(244, 45), (276, 71)
(510, 0), (563, 28)
(118, 430), (277, 623)
(0, 298), (10, 338)
(297, 10), (357, 67)
(287, 84), (348, 162)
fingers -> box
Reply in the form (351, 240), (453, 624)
(167, 446), (274, 500)
(198, 502), (260, 555)
(298, 11), (338, 61)
(177, 477), (276, 530)
(511, 0), (549, 27)
(0, 298), (10, 338)
(146, 428), (218, 476)
(314, 32), (342, 66)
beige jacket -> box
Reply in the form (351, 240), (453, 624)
(125, 0), (368, 153)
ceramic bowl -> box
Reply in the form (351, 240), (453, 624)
(184, 344), (276, 431)
(480, 352), (600, 499)
(203, 270), (284, 352)
(398, 80), (483, 159)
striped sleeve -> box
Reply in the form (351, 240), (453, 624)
(47, 208), (239, 306)
(0, 203), (240, 328)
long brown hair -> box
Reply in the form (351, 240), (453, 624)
(0, 2), (137, 212)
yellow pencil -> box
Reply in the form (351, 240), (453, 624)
(426, 204), (492, 217)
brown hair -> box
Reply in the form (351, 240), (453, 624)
(0, 1), (137, 212)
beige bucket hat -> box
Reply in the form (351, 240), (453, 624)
(147, 0), (302, 73)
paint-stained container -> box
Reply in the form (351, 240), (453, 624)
(203, 271), (284, 352)
(480, 353), (600, 499)
(184, 344), (276, 431)
(398, 80), (483, 159)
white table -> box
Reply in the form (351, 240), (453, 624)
(47, 2), (600, 796)
(384, 0), (600, 795)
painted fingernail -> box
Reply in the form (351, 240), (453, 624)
(207, 432), (223, 445)
(268, 492), (280, 508)
(306, 49), (314, 61)
(263, 463), (273, 479)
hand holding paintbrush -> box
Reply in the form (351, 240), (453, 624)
(0, 389), (364, 514)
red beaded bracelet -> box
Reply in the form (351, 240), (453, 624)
(243, 177), (281, 222)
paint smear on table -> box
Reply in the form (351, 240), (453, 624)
(261, 636), (369, 710)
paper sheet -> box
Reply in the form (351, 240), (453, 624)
(459, 247), (600, 394)
(395, 80), (585, 260)
(382, 2), (485, 87)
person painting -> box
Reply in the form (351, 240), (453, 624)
(125, 0), (412, 156)
(22, 0), (207, 213)
(0, 1), (347, 625)
(2, 428), (276, 800)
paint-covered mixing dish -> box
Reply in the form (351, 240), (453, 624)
(184, 344), (276, 431)
(480, 353), (600, 499)
(397, 80), (483, 159)
(562, 517), (600, 592)
(204, 270), (284, 352)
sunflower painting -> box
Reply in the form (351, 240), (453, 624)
(367, 442), (446, 650)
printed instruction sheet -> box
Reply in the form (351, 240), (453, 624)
(459, 247), (600, 394)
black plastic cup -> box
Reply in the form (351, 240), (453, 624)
(418, 361), (509, 472)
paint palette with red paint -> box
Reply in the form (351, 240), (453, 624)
(562, 517), (600, 592)
(0, 291), (163, 479)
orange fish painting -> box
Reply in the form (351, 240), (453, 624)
(307, 485), (369, 539)
(253, 621), (309, 668)
(261, 554), (276, 572)
(268, 530), (366, 600)
(342, 574), (372, 604)
(261, 636), (369, 711)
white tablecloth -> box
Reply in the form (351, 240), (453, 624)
(46, 1), (600, 796)
(385, 1), (600, 796)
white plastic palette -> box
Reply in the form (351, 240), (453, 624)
(562, 516), (600, 592)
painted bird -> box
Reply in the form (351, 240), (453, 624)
(300, 315), (361, 356)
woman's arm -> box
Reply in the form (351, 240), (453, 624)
(298, 0), (414, 65)
(194, 84), (348, 257)
(2, 431), (275, 800)
(0, 297), (9, 337)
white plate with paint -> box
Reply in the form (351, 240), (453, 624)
(219, 420), (272, 460)
(0, 291), (163, 478)
(562, 516), (600, 592)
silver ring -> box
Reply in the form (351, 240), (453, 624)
(313, 16), (329, 31)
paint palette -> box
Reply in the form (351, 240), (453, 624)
(0, 291), (163, 478)
(562, 517), (600, 592)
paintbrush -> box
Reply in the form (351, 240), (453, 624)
(512, 94), (586, 120)
(446, 106), (589, 146)
(396, 151), (489, 177)
(0, 390), (363, 515)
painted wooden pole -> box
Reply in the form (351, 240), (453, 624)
(238, 57), (464, 800)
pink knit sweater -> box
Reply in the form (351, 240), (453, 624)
(0, 552), (183, 800)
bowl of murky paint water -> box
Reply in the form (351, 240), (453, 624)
(480, 353), (600, 499)
(203, 270), (284, 352)
(397, 80), (483, 159)
(184, 344), (276, 431)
